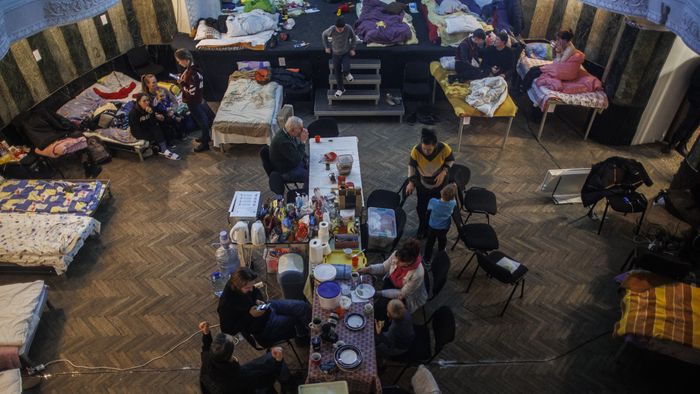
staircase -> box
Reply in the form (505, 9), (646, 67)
(314, 59), (404, 122)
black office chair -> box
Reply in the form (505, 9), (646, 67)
(389, 306), (455, 383)
(127, 46), (164, 78)
(452, 204), (499, 279)
(467, 251), (528, 316)
(259, 146), (274, 176)
(597, 192), (648, 235)
(307, 118), (339, 138)
(462, 187), (497, 225)
(448, 164), (471, 207)
(422, 251), (450, 322)
(262, 146), (304, 194)
(240, 330), (304, 367)
(402, 62), (432, 101)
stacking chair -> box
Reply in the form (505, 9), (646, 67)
(307, 118), (339, 138)
(467, 251), (528, 316)
(448, 164), (471, 207)
(389, 306), (455, 383)
(462, 187), (497, 224)
(597, 192), (648, 235)
(269, 172), (306, 202)
(259, 145), (275, 177)
(421, 251), (451, 322)
(261, 145), (304, 194)
(367, 189), (402, 210)
(240, 330), (304, 367)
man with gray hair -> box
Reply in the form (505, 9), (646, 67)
(269, 116), (309, 182)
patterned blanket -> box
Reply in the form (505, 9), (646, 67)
(614, 280), (700, 350)
(0, 179), (106, 216)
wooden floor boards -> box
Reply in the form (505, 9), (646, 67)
(4, 96), (698, 393)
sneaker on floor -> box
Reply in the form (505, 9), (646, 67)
(345, 73), (354, 82)
(334, 89), (345, 98)
(194, 142), (210, 152)
(392, 95), (403, 105)
(141, 147), (154, 158)
(160, 149), (181, 160)
(385, 93), (396, 106)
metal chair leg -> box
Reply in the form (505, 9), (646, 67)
(520, 278), (525, 298)
(635, 208), (647, 235)
(465, 262), (480, 293)
(286, 340), (303, 367)
(620, 248), (636, 272)
(457, 252), (475, 278)
(464, 212), (472, 224)
(597, 201), (610, 235)
(500, 283), (520, 317)
(486, 214), (490, 225)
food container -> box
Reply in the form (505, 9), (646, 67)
(316, 281), (341, 310)
(336, 154), (353, 175)
(367, 207), (397, 251)
(313, 264), (337, 284)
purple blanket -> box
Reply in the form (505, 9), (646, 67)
(354, 0), (412, 45)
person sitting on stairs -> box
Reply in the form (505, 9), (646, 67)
(322, 17), (356, 98)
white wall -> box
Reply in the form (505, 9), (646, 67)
(633, 37), (700, 145)
(171, 0), (222, 33)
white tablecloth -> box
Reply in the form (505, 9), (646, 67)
(308, 137), (363, 203)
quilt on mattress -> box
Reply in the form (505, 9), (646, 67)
(421, 0), (490, 46)
(0, 369), (21, 394)
(0, 281), (44, 347)
(355, 0), (413, 45)
(528, 83), (608, 111)
(0, 213), (100, 274)
(0, 178), (106, 216)
(213, 72), (281, 139)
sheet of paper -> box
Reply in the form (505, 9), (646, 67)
(229, 191), (260, 218)
(496, 256), (521, 273)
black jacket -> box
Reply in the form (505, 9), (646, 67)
(19, 110), (81, 149)
(217, 285), (269, 336)
(200, 333), (281, 394)
(128, 105), (158, 139)
(581, 157), (653, 207)
(269, 130), (306, 173)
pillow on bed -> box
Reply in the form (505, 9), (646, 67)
(194, 20), (221, 40)
(540, 50), (585, 81)
(237, 60), (271, 71)
(383, 2), (407, 14)
(525, 42), (553, 60)
(444, 14), (482, 35)
(440, 56), (456, 70)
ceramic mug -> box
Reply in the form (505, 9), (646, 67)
(308, 322), (320, 335)
(333, 340), (346, 350)
(363, 303), (374, 316)
(311, 352), (322, 366)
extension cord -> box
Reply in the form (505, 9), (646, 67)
(27, 364), (45, 375)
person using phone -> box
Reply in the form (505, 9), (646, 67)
(174, 48), (211, 152)
(198, 321), (298, 394)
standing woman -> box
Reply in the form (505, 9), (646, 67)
(405, 129), (455, 238)
(174, 49), (211, 152)
(129, 93), (180, 160)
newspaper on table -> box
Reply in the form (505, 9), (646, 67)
(229, 191), (260, 219)
(496, 256), (521, 273)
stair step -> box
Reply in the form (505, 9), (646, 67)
(314, 88), (404, 121)
(329, 74), (381, 86)
(328, 59), (381, 71)
(327, 90), (380, 102)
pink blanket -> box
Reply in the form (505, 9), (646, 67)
(540, 50), (585, 81)
(0, 347), (20, 370)
(536, 71), (603, 94)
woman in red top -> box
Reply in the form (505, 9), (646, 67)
(174, 49), (211, 152)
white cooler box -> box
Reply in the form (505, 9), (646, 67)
(367, 207), (397, 250)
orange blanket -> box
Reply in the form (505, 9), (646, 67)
(614, 276), (700, 350)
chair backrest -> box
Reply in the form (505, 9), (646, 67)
(278, 270), (307, 301)
(430, 251), (451, 299)
(127, 46), (151, 69)
(259, 146), (274, 176)
(449, 164), (471, 207)
(397, 178), (410, 207)
(392, 207), (408, 249)
(367, 189), (401, 209)
(404, 61), (430, 83)
(476, 252), (513, 284)
(269, 171), (286, 196)
(430, 306), (455, 360)
(307, 118), (339, 138)
(451, 204), (464, 229)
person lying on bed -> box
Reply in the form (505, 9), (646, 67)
(480, 31), (514, 80)
(269, 116), (309, 183)
(521, 29), (576, 92)
(141, 74), (187, 140)
(449, 29), (487, 83)
(322, 17), (356, 98)
(174, 48), (211, 153)
(129, 93), (180, 160)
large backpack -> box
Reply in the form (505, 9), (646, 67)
(86, 137), (111, 164)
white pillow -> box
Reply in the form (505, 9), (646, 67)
(436, 0), (467, 15)
(194, 20), (221, 40)
(444, 14), (482, 34)
(440, 56), (456, 70)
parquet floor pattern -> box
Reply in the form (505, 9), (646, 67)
(3, 97), (698, 393)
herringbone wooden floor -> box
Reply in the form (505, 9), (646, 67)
(3, 97), (698, 393)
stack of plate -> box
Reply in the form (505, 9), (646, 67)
(334, 344), (363, 371)
(344, 313), (366, 331)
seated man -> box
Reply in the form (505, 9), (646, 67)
(198, 321), (297, 394)
(450, 29), (487, 83)
(480, 31), (514, 80)
(269, 116), (309, 182)
(217, 268), (310, 346)
(375, 299), (415, 360)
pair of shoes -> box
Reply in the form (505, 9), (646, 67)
(141, 147), (154, 158)
(406, 112), (417, 125)
(194, 142), (210, 152)
(345, 73), (354, 82)
(334, 89), (346, 98)
(160, 149), (181, 160)
(385, 93), (396, 106)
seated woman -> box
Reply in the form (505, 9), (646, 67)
(141, 74), (188, 140)
(128, 93), (180, 160)
(521, 29), (576, 92)
(358, 239), (427, 321)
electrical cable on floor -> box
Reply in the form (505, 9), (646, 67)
(434, 330), (612, 368)
(523, 113), (562, 170)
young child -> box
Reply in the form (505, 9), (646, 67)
(424, 183), (457, 263)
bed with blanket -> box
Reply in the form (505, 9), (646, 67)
(0, 213), (100, 274)
(56, 72), (150, 159)
(420, 0), (490, 46)
(0, 369), (21, 394)
(0, 281), (48, 370)
(195, 10), (278, 51)
(0, 177), (109, 216)
(517, 42), (609, 141)
(212, 71), (283, 148)
(355, 0), (418, 46)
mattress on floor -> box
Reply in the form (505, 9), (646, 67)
(0, 281), (45, 347)
(0, 178), (107, 216)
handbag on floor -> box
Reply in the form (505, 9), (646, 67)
(86, 137), (111, 164)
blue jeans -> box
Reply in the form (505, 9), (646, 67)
(188, 102), (211, 144)
(332, 53), (351, 90)
(258, 300), (310, 345)
(282, 161), (308, 183)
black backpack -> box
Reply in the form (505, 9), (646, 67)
(86, 137), (111, 164)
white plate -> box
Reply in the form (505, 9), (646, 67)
(313, 264), (336, 282)
(346, 314), (364, 329)
(339, 349), (358, 364)
(354, 284), (375, 299)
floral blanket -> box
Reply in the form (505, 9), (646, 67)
(0, 178), (106, 216)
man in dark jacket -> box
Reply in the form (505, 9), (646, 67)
(198, 321), (296, 394)
(664, 65), (700, 156)
(269, 116), (308, 182)
(480, 31), (514, 80)
(450, 29), (487, 83)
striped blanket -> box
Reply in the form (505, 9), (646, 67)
(614, 280), (700, 350)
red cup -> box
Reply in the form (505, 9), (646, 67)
(315, 135), (321, 143)
(352, 256), (359, 270)
(311, 352), (322, 366)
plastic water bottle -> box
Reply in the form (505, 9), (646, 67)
(215, 230), (240, 277)
(211, 271), (225, 298)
